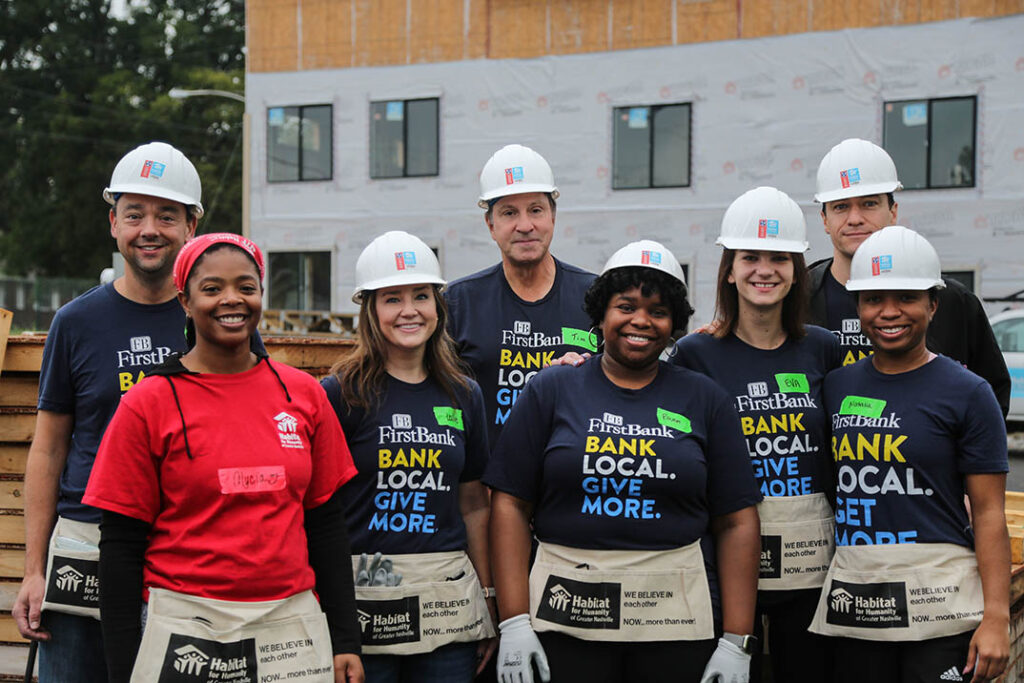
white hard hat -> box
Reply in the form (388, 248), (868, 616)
(846, 225), (945, 292)
(478, 144), (560, 209)
(352, 230), (446, 303)
(103, 142), (204, 217)
(601, 240), (686, 288)
(814, 138), (903, 204)
(717, 186), (808, 253)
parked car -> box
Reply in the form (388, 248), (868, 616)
(990, 308), (1024, 422)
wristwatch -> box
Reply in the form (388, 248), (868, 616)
(722, 632), (758, 654)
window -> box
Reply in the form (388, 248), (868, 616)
(991, 316), (1024, 353)
(267, 105), (332, 182)
(613, 103), (691, 189)
(941, 270), (975, 293)
(883, 97), (976, 189)
(370, 98), (439, 178)
(269, 251), (332, 311)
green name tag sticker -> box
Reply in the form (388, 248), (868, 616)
(775, 373), (809, 394)
(657, 407), (691, 433)
(433, 407), (464, 430)
(562, 327), (598, 353)
(839, 396), (886, 418)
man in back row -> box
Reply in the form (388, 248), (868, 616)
(808, 137), (1010, 416)
(13, 142), (204, 681)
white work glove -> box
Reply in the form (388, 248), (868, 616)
(497, 614), (550, 683)
(354, 552), (403, 587)
(700, 637), (751, 683)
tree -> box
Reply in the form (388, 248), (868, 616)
(0, 0), (246, 279)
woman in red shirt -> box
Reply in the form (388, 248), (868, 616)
(85, 233), (364, 682)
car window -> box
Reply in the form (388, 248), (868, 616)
(992, 317), (1024, 353)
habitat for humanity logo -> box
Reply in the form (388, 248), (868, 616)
(274, 412), (304, 449)
(172, 644), (210, 676)
(357, 609), (372, 633)
(54, 565), (84, 592)
(141, 160), (166, 179)
(839, 167), (861, 188)
(548, 584), (572, 611)
(394, 251), (416, 270)
(830, 587), (854, 614)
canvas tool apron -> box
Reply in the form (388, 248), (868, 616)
(352, 551), (495, 654)
(41, 517), (101, 619)
(757, 492), (834, 590)
(131, 588), (334, 682)
(528, 540), (715, 642)
(809, 543), (984, 641)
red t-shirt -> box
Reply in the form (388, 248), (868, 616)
(84, 360), (357, 602)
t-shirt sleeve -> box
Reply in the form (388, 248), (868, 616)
(824, 329), (843, 371)
(482, 375), (554, 502)
(83, 397), (161, 524)
(956, 380), (1008, 475)
(305, 385), (359, 509)
(669, 335), (702, 372)
(703, 389), (762, 516)
(459, 380), (490, 482)
(443, 286), (466, 352)
(37, 309), (75, 413)
(320, 374), (366, 437)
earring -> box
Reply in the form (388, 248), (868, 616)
(588, 326), (604, 351)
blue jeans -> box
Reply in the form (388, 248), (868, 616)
(38, 611), (108, 682)
(362, 641), (478, 683)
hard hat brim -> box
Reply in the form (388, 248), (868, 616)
(351, 274), (447, 304)
(845, 277), (945, 292)
(814, 180), (903, 204)
(715, 236), (809, 253)
(478, 185), (560, 209)
(104, 184), (206, 218)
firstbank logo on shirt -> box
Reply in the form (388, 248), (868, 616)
(514, 320), (530, 335)
(274, 412), (305, 449)
(116, 337), (174, 392)
(392, 414), (413, 429)
(602, 412), (623, 426)
(841, 319), (860, 334)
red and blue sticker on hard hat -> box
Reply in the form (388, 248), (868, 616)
(394, 251), (417, 271)
(758, 219), (780, 239)
(504, 166), (524, 185)
(839, 167), (861, 189)
(641, 250), (662, 265)
(871, 255), (893, 276)
(141, 160), (167, 179)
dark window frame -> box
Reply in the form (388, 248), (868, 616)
(266, 104), (334, 183)
(882, 95), (977, 190)
(612, 102), (693, 190)
(369, 97), (440, 179)
(267, 250), (333, 312)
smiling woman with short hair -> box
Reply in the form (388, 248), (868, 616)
(486, 240), (762, 683)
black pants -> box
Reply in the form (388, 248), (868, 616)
(751, 588), (832, 683)
(831, 631), (973, 683)
(537, 631), (716, 683)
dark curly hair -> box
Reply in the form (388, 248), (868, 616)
(583, 267), (693, 342)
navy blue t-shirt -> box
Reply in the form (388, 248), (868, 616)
(445, 258), (595, 447)
(483, 359), (762, 551)
(824, 270), (874, 367)
(671, 326), (841, 499)
(322, 374), (489, 554)
(38, 283), (185, 523)
(824, 355), (1007, 548)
